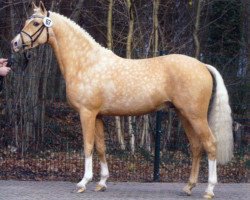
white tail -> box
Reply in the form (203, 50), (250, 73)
(206, 64), (233, 164)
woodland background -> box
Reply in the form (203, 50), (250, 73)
(0, 0), (249, 182)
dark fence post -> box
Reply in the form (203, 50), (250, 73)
(153, 50), (166, 182)
(153, 111), (162, 181)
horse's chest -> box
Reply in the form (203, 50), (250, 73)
(66, 81), (100, 110)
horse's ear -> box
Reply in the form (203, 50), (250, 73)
(39, 1), (47, 13)
(31, 1), (37, 10)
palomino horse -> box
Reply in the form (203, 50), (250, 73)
(11, 2), (233, 199)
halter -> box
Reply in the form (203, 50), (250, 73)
(20, 12), (51, 48)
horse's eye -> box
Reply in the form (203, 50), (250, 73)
(33, 22), (40, 27)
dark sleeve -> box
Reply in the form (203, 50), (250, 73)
(0, 77), (3, 92)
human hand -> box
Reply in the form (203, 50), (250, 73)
(0, 58), (8, 66)
(0, 66), (11, 76)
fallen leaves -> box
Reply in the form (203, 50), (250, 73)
(0, 149), (248, 183)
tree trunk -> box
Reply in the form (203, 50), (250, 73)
(193, 0), (202, 59)
(8, 1), (19, 148)
(107, 0), (125, 150)
(126, 0), (135, 154)
(141, 0), (160, 152)
(70, 0), (85, 22)
(167, 108), (173, 140)
(153, 0), (160, 57)
(152, 0), (161, 153)
(141, 115), (151, 152)
(40, 48), (53, 147)
(107, 0), (113, 50)
(244, 0), (250, 119)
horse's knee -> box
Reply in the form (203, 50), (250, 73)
(84, 143), (94, 157)
(190, 144), (203, 156)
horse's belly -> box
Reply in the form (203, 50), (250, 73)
(100, 104), (158, 116)
(100, 93), (168, 116)
(98, 66), (170, 115)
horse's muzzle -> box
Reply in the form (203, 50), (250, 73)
(11, 34), (22, 52)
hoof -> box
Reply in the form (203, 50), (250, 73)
(77, 187), (86, 193)
(183, 186), (192, 196)
(183, 182), (196, 196)
(203, 192), (214, 199)
(95, 184), (107, 192)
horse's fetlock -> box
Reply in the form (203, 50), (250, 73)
(85, 174), (93, 181)
(101, 173), (109, 179)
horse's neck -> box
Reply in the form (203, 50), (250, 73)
(49, 12), (103, 79)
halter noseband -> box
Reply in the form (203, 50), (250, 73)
(20, 12), (51, 48)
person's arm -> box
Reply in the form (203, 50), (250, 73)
(0, 58), (11, 76)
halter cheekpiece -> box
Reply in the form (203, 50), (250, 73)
(20, 11), (52, 48)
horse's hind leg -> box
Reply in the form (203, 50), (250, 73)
(94, 117), (109, 191)
(180, 115), (203, 195)
(188, 117), (217, 199)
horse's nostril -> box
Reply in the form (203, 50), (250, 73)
(14, 41), (18, 46)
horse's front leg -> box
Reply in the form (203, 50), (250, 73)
(77, 108), (97, 192)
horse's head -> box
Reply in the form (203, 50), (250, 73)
(11, 1), (53, 52)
